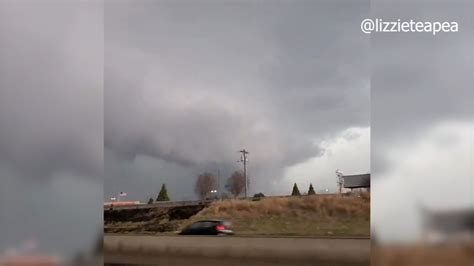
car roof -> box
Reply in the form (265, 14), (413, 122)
(195, 219), (226, 223)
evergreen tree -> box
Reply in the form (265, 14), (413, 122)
(291, 183), (301, 196)
(308, 183), (316, 195)
(157, 184), (170, 201)
(147, 197), (154, 204)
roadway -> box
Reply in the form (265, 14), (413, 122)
(104, 235), (370, 266)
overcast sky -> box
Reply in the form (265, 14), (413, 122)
(0, 1), (102, 258)
(104, 0), (371, 202)
(371, 0), (473, 243)
(1, 0), (470, 256)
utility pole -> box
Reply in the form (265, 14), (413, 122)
(217, 168), (220, 199)
(239, 149), (249, 198)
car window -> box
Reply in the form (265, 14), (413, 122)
(188, 221), (213, 229)
(187, 222), (203, 229)
(199, 221), (214, 228)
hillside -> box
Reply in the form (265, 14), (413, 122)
(182, 194), (370, 237)
(104, 205), (205, 234)
(104, 194), (370, 237)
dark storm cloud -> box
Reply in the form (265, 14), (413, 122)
(105, 1), (370, 198)
(0, 1), (103, 179)
(0, 1), (102, 257)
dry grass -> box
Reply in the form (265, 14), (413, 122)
(199, 194), (369, 217)
(183, 194), (370, 237)
(372, 244), (474, 266)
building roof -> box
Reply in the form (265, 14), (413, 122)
(343, 174), (370, 188)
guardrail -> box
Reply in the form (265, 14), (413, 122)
(104, 199), (214, 211)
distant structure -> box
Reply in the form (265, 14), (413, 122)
(0, 255), (60, 266)
(342, 173), (370, 193)
(335, 170), (344, 193)
(104, 201), (140, 207)
(420, 207), (474, 244)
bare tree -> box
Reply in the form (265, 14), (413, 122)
(195, 172), (216, 199)
(226, 171), (245, 197)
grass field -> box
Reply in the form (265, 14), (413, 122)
(372, 244), (474, 266)
(181, 194), (370, 237)
(105, 194), (370, 237)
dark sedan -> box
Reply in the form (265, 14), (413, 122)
(179, 220), (234, 235)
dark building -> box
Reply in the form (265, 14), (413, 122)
(420, 207), (474, 243)
(343, 173), (370, 191)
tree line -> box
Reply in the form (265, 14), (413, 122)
(147, 176), (318, 204)
(146, 170), (247, 203)
(291, 183), (316, 196)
